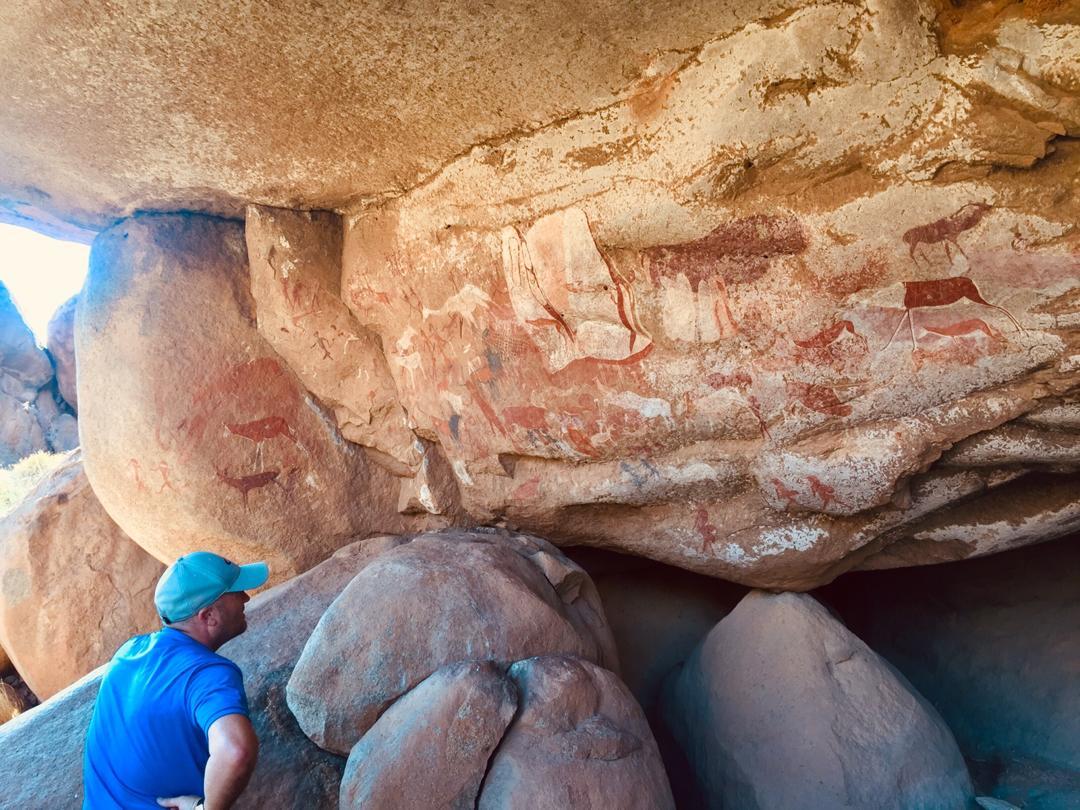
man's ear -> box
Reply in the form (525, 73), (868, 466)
(195, 604), (217, 627)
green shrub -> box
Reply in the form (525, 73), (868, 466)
(0, 451), (67, 516)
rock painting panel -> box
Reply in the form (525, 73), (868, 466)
(245, 205), (421, 476)
(501, 208), (651, 371)
(642, 214), (807, 344)
(336, 188), (1076, 587)
(80, 215), (401, 580)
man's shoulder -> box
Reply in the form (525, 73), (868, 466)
(109, 629), (239, 675)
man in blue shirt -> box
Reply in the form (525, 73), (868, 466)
(83, 551), (269, 810)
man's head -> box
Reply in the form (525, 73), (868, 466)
(155, 552), (269, 649)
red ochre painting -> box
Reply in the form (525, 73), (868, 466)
(341, 202), (1072, 506)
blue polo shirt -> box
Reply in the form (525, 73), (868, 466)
(82, 627), (249, 809)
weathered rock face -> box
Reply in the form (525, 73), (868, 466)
(0, 282), (77, 464)
(0, 0), (840, 239)
(339, 660), (518, 809)
(0, 452), (163, 699)
(287, 528), (618, 754)
(2, 2), (1079, 587)
(0, 535), (402, 807)
(661, 591), (974, 810)
(479, 655), (676, 810)
(245, 206), (420, 475)
(0, 282), (52, 398)
(76, 214), (418, 579)
(46, 294), (78, 413)
(824, 534), (1080, 809)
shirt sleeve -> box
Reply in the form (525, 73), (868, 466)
(187, 661), (250, 737)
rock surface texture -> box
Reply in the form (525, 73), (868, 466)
(478, 655), (676, 810)
(0, 283), (76, 463)
(46, 294), (78, 413)
(287, 528), (618, 754)
(574, 548), (744, 714)
(76, 214), (419, 580)
(661, 590), (975, 809)
(825, 535), (1080, 810)
(339, 660), (517, 809)
(0, 451), (163, 699)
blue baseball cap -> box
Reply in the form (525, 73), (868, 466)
(155, 551), (269, 624)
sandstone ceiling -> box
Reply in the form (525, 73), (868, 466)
(0, 0), (815, 240)
(4, 1), (1076, 242)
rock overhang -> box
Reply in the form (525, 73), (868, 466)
(5, 0), (1078, 589)
(0, 0), (812, 239)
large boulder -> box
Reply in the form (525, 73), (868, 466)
(660, 591), (974, 810)
(339, 660), (517, 809)
(825, 534), (1080, 809)
(0, 535), (401, 806)
(76, 214), (414, 580)
(46, 294), (78, 413)
(0, 664), (94, 806)
(287, 528), (618, 754)
(0, 451), (163, 699)
(478, 655), (675, 810)
(0, 282), (52, 465)
(324, 2), (1080, 588)
(0, 282), (52, 398)
(32, 383), (79, 452)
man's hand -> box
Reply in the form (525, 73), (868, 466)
(156, 797), (201, 810)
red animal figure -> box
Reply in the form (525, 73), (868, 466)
(226, 416), (298, 445)
(646, 215), (807, 291)
(794, 320), (859, 349)
(216, 468), (280, 507)
(902, 203), (991, 266)
(807, 475), (846, 510)
(922, 318), (1000, 339)
(885, 276), (1023, 352)
(771, 478), (800, 509)
(786, 381), (853, 417)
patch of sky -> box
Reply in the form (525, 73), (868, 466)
(0, 223), (90, 345)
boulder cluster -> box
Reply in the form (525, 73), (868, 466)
(12, 528), (1076, 808)
(0, 285), (77, 464)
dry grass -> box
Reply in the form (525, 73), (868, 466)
(0, 451), (66, 517)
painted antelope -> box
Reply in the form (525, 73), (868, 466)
(885, 276), (1023, 352)
(902, 203), (991, 266)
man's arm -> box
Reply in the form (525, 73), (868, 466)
(203, 714), (258, 809)
(156, 714), (258, 810)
